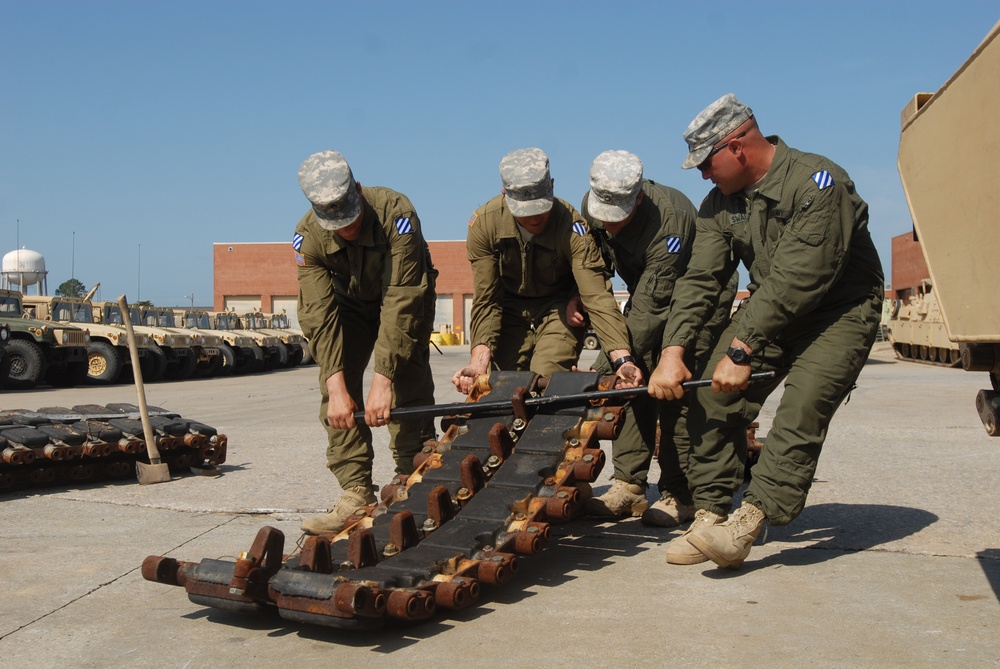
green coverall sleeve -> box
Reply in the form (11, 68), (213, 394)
(735, 180), (853, 353)
(372, 213), (433, 381)
(466, 213), (503, 351)
(295, 219), (345, 385)
(569, 218), (631, 353)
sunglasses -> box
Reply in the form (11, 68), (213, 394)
(698, 131), (748, 170)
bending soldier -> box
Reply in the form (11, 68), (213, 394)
(294, 150), (438, 535)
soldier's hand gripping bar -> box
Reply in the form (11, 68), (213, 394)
(346, 371), (776, 423)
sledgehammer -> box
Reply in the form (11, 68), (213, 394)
(119, 294), (171, 485)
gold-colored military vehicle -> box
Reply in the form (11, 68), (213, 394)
(209, 310), (282, 372)
(140, 306), (223, 377)
(265, 310), (313, 365)
(173, 309), (258, 375)
(0, 288), (90, 389)
(240, 309), (304, 368)
(886, 279), (961, 366)
(897, 20), (1000, 434)
(94, 300), (200, 381)
(22, 295), (151, 384)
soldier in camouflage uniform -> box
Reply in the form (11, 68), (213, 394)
(294, 150), (437, 535)
(649, 95), (884, 569)
(452, 147), (641, 393)
(578, 150), (736, 525)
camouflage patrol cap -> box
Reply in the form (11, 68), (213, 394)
(587, 150), (644, 223)
(500, 148), (554, 217)
(681, 93), (753, 169)
(297, 150), (362, 231)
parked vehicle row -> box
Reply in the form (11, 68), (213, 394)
(0, 289), (312, 390)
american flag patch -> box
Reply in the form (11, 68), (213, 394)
(812, 170), (833, 190)
(468, 212), (478, 227)
(395, 217), (413, 234)
(666, 236), (681, 253)
(292, 232), (303, 251)
(294, 252), (304, 266)
(572, 222), (586, 236)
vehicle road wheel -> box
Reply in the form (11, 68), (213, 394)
(299, 341), (313, 365)
(141, 345), (168, 382)
(2, 339), (46, 390)
(246, 342), (265, 373)
(46, 359), (89, 388)
(272, 343), (290, 369)
(88, 341), (124, 384)
(217, 344), (237, 375)
(287, 343), (304, 367)
(164, 351), (198, 380)
(583, 334), (599, 350)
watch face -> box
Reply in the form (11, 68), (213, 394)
(727, 347), (750, 364)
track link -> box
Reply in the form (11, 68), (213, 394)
(143, 370), (626, 629)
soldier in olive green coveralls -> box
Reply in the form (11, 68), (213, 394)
(579, 150), (736, 525)
(649, 95), (884, 570)
(453, 147), (640, 394)
(294, 150), (437, 535)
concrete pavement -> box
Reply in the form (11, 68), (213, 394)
(1, 344), (998, 668)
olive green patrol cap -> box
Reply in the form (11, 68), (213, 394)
(500, 147), (554, 217)
(587, 150), (643, 223)
(681, 93), (753, 169)
(297, 150), (362, 231)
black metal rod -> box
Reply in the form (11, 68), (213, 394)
(351, 371), (777, 422)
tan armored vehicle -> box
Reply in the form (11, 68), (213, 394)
(140, 306), (223, 377)
(0, 288), (90, 389)
(173, 309), (258, 375)
(240, 310), (304, 368)
(897, 20), (1000, 434)
(886, 280), (961, 366)
(22, 295), (151, 384)
(94, 300), (201, 381)
(265, 310), (313, 365)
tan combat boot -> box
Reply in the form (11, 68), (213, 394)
(584, 479), (649, 517)
(300, 485), (377, 535)
(664, 508), (725, 564)
(641, 492), (696, 527)
(687, 501), (766, 569)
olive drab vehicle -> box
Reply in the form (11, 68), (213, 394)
(240, 310), (304, 368)
(94, 300), (200, 382)
(897, 20), (1000, 435)
(140, 306), (223, 377)
(173, 309), (258, 375)
(210, 310), (282, 372)
(886, 280), (960, 366)
(0, 288), (90, 390)
(22, 294), (151, 385)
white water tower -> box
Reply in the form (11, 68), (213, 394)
(2, 248), (48, 295)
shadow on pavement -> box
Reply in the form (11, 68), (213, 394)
(977, 548), (1000, 602)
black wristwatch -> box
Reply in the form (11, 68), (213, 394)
(612, 355), (637, 372)
(726, 346), (752, 365)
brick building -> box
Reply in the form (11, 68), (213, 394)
(213, 241), (473, 340)
(891, 231), (930, 300)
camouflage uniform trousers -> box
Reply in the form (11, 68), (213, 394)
(686, 293), (882, 525)
(318, 306), (436, 491)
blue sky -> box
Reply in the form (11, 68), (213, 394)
(2, 2), (997, 305)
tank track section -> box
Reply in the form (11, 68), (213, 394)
(142, 369), (627, 629)
(0, 404), (227, 491)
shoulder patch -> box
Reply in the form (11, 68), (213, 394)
(572, 222), (587, 236)
(395, 217), (413, 234)
(665, 236), (681, 254)
(811, 170), (834, 190)
(292, 232), (303, 251)
(468, 212), (478, 227)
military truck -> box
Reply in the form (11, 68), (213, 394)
(897, 20), (1000, 434)
(0, 288), (90, 389)
(266, 310), (313, 365)
(22, 295), (150, 384)
(94, 300), (200, 381)
(173, 309), (258, 375)
(140, 306), (223, 377)
(240, 310), (304, 368)
(210, 310), (282, 372)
